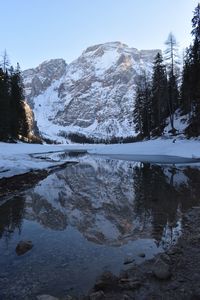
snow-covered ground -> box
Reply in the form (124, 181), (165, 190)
(0, 143), (91, 179)
(163, 110), (190, 137)
(1, 138), (200, 179)
(91, 139), (200, 158)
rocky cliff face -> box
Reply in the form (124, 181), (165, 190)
(23, 42), (160, 142)
(23, 58), (67, 106)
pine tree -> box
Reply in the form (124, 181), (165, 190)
(150, 52), (168, 134)
(0, 50), (10, 73)
(133, 83), (143, 135)
(191, 3), (200, 40)
(10, 63), (25, 138)
(164, 32), (180, 130)
(133, 71), (152, 138)
(182, 3), (200, 136)
(190, 4), (200, 120)
(0, 68), (10, 140)
(181, 47), (193, 115)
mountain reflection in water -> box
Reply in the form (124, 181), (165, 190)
(0, 156), (200, 299)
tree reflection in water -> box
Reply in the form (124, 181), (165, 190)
(0, 195), (25, 241)
(133, 163), (200, 248)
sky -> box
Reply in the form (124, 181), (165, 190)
(0, 0), (199, 70)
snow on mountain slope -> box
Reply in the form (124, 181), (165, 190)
(23, 58), (67, 106)
(23, 42), (160, 142)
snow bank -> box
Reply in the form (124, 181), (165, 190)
(0, 138), (200, 179)
(0, 142), (92, 179)
(89, 139), (200, 159)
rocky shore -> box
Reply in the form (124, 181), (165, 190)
(36, 207), (200, 300)
(84, 207), (200, 300)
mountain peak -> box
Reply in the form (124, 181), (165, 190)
(83, 41), (129, 54)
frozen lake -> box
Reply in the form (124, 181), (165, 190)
(0, 153), (200, 299)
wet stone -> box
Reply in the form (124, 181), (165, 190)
(89, 290), (105, 300)
(119, 278), (141, 290)
(138, 253), (145, 258)
(153, 258), (171, 280)
(94, 272), (118, 291)
(124, 256), (135, 265)
(123, 295), (132, 300)
(36, 295), (59, 300)
(15, 240), (33, 256)
(61, 296), (76, 300)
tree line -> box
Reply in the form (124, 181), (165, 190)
(134, 3), (200, 138)
(0, 51), (30, 141)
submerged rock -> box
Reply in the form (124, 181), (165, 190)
(124, 256), (135, 265)
(153, 258), (171, 280)
(89, 291), (105, 300)
(15, 240), (33, 255)
(138, 253), (145, 258)
(119, 278), (141, 290)
(94, 271), (118, 291)
(36, 296), (59, 300)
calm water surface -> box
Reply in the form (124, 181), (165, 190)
(0, 154), (200, 299)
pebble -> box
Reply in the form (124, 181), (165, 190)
(153, 258), (171, 280)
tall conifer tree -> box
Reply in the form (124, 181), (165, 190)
(150, 53), (168, 134)
(164, 33), (180, 130)
(133, 71), (152, 138)
(10, 63), (26, 138)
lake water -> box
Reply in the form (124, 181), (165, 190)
(0, 154), (200, 299)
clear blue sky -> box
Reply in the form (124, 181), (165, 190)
(0, 0), (199, 70)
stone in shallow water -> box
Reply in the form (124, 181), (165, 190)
(15, 240), (33, 256)
(94, 271), (118, 291)
(89, 291), (105, 300)
(36, 295), (59, 300)
(124, 255), (135, 265)
(119, 278), (141, 290)
(153, 258), (171, 280)
(138, 253), (145, 258)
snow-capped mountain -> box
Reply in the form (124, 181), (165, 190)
(23, 42), (160, 142)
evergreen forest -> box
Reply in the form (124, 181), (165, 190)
(133, 4), (200, 139)
(0, 52), (31, 141)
